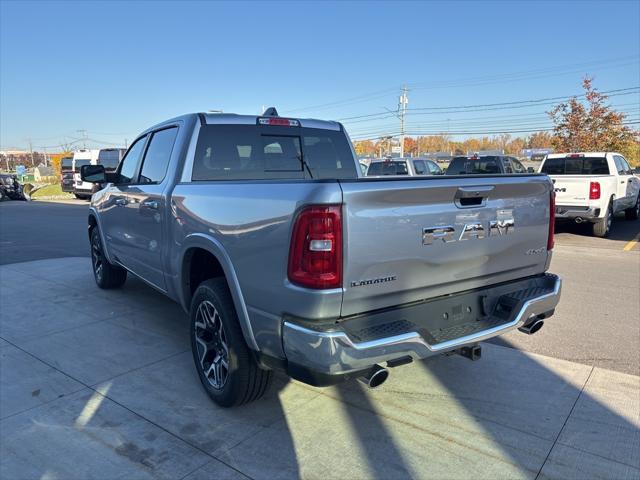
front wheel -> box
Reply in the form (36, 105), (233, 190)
(190, 278), (272, 407)
(90, 228), (127, 288)
(625, 195), (639, 221)
(592, 201), (613, 237)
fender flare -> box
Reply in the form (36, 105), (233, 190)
(88, 207), (115, 264)
(179, 233), (259, 351)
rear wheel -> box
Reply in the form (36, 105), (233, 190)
(625, 195), (639, 220)
(592, 201), (612, 237)
(90, 228), (127, 289)
(190, 278), (272, 407)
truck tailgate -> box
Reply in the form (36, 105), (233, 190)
(550, 175), (609, 206)
(339, 175), (552, 317)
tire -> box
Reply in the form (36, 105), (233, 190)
(625, 195), (639, 221)
(592, 201), (613, 238)
(90, 228), (127, 289)
(190, 278), (272, 407)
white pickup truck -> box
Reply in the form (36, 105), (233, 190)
(540, 152), (640, 237)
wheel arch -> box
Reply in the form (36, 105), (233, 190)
(180, 234), (259, 351)
(88, 208), (114, 264)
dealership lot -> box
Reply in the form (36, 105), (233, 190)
(0, 201), (638, 479)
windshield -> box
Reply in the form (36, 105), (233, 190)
(541, 157), (610, 175)
(446, 156), (502, 175)
(367, 161), (409, 176)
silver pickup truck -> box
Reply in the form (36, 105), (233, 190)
(81, 110), (562, 407)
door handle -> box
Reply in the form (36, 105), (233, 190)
(115, 198), (127, 206)
(141, 200), (159, 210)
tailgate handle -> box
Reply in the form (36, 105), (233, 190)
(455, 186), (494, 208)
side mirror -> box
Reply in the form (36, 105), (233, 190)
(81, 164), (106, 183)
(527, 167), (535, 173)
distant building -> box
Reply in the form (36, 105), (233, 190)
(34, 164), (55, 181)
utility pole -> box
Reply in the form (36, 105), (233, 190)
(398, 85), (408, 158)
(28, 139), (35, 166)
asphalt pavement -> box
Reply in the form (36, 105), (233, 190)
(0, 199), (638, 479)
(1, 199), (639, 375)
(0, 199), (90, 265)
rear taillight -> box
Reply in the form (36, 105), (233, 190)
(548, 190), (555, 251)
(589, 181), (601, 200)
(288, 205), (342, 289)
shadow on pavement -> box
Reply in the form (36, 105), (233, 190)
(417, 339), (640, 479)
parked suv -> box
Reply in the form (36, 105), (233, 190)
(81, 110), (561, 407)
(446, 155), (530, 175)
(367, 157), (443, 176)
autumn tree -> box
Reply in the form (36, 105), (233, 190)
(527, 131), (553, 149)
(353, 140), (375, 156)
(548, 77), (638, 155)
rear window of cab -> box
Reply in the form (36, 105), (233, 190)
(541, 157), (610, 175)
(192, 124), (357, 181)
(367, 161), (409, 175)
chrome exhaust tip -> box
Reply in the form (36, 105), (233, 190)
(518, 318), (544, 335)
(357, 364), (389, 389)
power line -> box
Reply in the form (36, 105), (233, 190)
(338, 87), (639, 122)
(284, 55), (639, 114)
(349, 120), (640, 141)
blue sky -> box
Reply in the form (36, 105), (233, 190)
(1, 0), (638, 150)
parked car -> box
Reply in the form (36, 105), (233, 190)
(0, 174), (26, 201)
(539, 152), (640, 237)
(81, 109), (561, 407)
(445, 155), (529, 175)
(367, 157), (443, 176)
(60, 156), (74, 192)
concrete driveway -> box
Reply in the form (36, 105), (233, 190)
(1, 258), (639, 479)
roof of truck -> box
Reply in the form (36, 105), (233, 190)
(200, 112), (341, 131)
(545, 152), (610, 158)
(139, 111), (343, 140)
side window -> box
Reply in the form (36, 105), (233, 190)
(503, 158), (514, 173)
(613, 156), (626, 175)
(511, 158), (526, 173)
(427, 161), (441, 174)
(118, 136), (147, 184)
(413, 160), (426, 174)
(139, 127), (179, 184)
(615, 155), (632, 175)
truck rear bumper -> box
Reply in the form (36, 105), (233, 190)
(555, 205), (601, 221)
(282, 273), (561, 386)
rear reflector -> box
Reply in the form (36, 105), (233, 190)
(548, 190), (555, 251)
(258, 117), (299, 127)
(589, 181), (601, 200)
(288, 205), (342, 289)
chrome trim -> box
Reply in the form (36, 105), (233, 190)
(283, 275), (562, 374)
